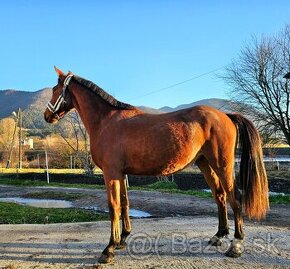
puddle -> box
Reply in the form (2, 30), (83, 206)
(0, 197), (152, 217)
(129, 209), (152, 218)
(82, 206), (152, 218)
(0, 197), (73, 208)
(269, 191), (286, 196)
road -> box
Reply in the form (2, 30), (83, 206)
(0, 185), (289, 268)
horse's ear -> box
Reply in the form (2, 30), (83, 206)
(68, 70), (73, 75)
(54, 66), (65, 77)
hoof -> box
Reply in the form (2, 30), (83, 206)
(225, 239), (244, 258)
(98, 253), (115, 264)
(225, 248), (242, 258)
(208, 235), (222, 246)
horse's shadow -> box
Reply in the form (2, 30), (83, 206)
(0, 238), (288, 267)
(0, 241), (103, 265)
(0, 239), (225, 265)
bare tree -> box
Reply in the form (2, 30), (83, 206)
(0, 118), (17, 151)
(57, 112), (95, 174)
(224, 25), (290, 145)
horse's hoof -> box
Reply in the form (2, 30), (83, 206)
(225, 248), (242, 258)
(116, 242), (126, 250)
(208, 235), (222, 246)
(98, 253), (115, 264)
(225, 239), (244, 258)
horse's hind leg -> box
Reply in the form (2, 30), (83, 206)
(212, 161), (245, 257)
(196, 156), (229, 246)
(116, 176), (131, 249)
(221, 177), (244, 257)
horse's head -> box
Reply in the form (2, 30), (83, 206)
(44, 66), (74, 124)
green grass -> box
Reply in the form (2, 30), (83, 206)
(139, 181), (290, 204)
(0, 202), (109, 224)
(135, 181), (213, 198)
(0, 178), (105, 189)
(267, 170), (290, 179)
(147, 181), (179, 190)
(21, 191), (86, 201)
(0, 177), (289, 204)
(0, 168), (102, 174)
(269, 194), (290, 204)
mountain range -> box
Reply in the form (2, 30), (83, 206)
(0, 88), (51, 118)
(0, 88), (242, 132)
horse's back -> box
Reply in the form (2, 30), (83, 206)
(130, 105), (233, 127)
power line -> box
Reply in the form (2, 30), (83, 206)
(129, 64), (229, 101)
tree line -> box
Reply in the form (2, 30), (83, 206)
(0, 112), (94, 174)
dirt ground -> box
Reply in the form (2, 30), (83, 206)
(0, 185), (289, 268)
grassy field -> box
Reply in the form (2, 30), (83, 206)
(0, 179), (288, 224)
(0, 202), (109, 224)
(0, 172), (289, 224)
(0, 177), (105, 189)
(139, 181), (290, 204)
(22, 191), (87, 201)
(3, 167), (290, 177)
(0, 177), (288, 204)
(0, 168), (103, 174)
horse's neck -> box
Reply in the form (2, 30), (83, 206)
(70, 85), (115, 136)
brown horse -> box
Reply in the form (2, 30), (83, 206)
(44, 67), (269, 264)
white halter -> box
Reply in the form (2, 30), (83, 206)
(46, 74), (73, 115)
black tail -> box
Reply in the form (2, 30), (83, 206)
(227, 113), (269, 220)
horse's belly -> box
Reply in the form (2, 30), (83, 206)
(124, 145), (199, 176)
(123, 121), (203, 175)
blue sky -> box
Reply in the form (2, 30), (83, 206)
(0, 1), (289, 108)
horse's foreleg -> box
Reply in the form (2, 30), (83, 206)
(196, 156), (229, 246)
(116, 176), (131, 249)
(98, 178), (121, 264)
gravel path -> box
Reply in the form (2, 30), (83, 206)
(0, 185), (289, 268)
(0, 217), (289, 269)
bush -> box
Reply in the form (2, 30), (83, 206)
(148, 181), (178, 190)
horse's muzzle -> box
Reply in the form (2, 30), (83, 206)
(44, 110), (58, 124)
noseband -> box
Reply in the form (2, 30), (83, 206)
(46, 74), (73, 119)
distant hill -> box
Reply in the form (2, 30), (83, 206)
(0, 88), (52, 132)
(0, 90), (35, 118)
(138, 106), (164, 114)
(0, 88), (244, 132)
(159, 98), (242, 113)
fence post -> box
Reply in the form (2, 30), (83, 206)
(37, 154), (40, 169)
(45, 151), (50, 184)
(126, 174), (129, 188)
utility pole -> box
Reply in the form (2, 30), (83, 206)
(18, 108), (22, 169)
